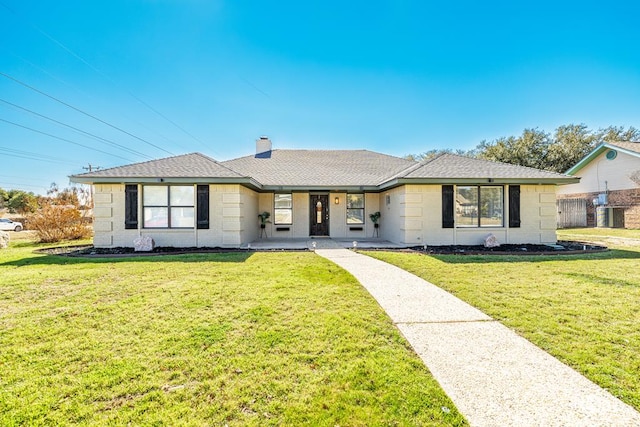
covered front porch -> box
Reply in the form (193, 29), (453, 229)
(244, 237), (408, 251)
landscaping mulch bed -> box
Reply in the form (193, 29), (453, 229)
(36, 240), (607, 257)
(42, 246), (252, 257)
(406, 241), (607, 255)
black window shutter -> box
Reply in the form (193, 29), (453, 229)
(442, 185), (454, 228)
(509, 185), (521, 228)
(197, 185), (210, 229)
(124, 184), (138, 229)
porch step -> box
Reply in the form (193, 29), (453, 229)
(307, 239), (342, 249)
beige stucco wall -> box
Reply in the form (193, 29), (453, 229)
(558, 150), (640, 195)
(92, 183), (255, 248)
(258, 193), (311, 238)
(380, 184), (558, 246)
(511, 185), (557, 244)
(330, 193), (380, 239)
(257, 192), (380, 239)
(239, 185), (259, 244)
(93, 183), (559, 247)
(380, 186), (406, 244)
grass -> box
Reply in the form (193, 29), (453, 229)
(558, 227), (640, 242)
(0, 239), (466, 426)
(365, 230), (640, 411)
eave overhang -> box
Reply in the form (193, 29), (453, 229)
(378, 177), (580, 191)
(69, 176), (264, 191)
(70, 175), (579, 193)
(257, 185), (382, 193)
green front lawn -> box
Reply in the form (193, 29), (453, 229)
(366, 242), (640, 411)
(0, 241), (465, 426)
(558, 227), (640, 242)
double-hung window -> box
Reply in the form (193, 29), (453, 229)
(274, 194), (292, 224)
(346, 194), (364, 224)
(143, 185), (194, 228)
(455, 186), (503, 227)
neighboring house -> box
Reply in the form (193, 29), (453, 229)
(557, 141), (640, 228)
(70, 137), (577, 248)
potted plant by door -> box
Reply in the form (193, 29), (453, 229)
(258, 212), (271, 238)
(258, 211), (271, 228)
(369, 211), (381, 237)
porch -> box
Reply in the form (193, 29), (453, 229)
(244, 238), (408, 251)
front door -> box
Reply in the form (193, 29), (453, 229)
(310, 195), (329, 236)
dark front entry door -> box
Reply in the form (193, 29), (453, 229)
(310, 195), (329, 236)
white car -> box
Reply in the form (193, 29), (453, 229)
(0, 218), (23, 232)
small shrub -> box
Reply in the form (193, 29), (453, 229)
(27, 204), (92, 243)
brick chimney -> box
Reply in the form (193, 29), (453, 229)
(255, 136), (272, 158)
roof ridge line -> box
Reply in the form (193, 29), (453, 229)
(378, 152), (450, 184)
(192, 152), (247, 178)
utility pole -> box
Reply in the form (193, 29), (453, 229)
(83, 164), (101, 172)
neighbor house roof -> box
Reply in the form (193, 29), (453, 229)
(71, 148), (578, 189)
(566, 141), (640, 175)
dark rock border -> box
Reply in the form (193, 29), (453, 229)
(405, 241), (607, 255)
(36, 240), (607, 258)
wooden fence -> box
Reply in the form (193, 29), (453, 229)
(557, 198), (587, 228)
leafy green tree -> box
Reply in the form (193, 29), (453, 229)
(6, 190), (39, 214)
(405, 148), (477, 162)
(597, 125), (640, 143)
(545, 124), (598, 173)
(405, 123), (639, 173)
(475, 124), (639, 173)
(0, 187), (8, 209)
(477, 128), (551, 170)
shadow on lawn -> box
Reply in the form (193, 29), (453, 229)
(0, 251), (255, 267)
(427, 248), (640, 264)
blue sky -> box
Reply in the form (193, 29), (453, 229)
(1, 0), (639, 194)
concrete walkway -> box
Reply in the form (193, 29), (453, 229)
(315, 248), (640, 427)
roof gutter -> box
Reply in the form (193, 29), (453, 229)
(258, 185), (382, 193)
(69, 176), (264, 191)
(378, 176), (580, 190)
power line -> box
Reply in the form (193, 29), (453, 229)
(1, 45), (199, 153)
(0, 173), (50, 182)
(0, 146), (76, 166)
(0, 1), (211, 153)
(0, 181), (49, 190)
(0, 72), (175, 156)
(0, 97), (153, 159)
(0, 117), (134, 162)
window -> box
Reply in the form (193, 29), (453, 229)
(347, 194), (364, 224)
(274, 194), (292, 224)
(143, 185), (194, 228)
(455, 186), (503, 227)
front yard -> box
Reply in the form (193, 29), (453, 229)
(4, 228), (639, 424)
(366, 229), (640, 411)
(0, 240), (465, 426)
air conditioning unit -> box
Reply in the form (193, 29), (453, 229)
(597, 193), (608, 205)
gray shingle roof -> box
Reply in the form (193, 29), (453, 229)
(221, 150), (416, 186)
(402, 153), (573, 180)
(72, 153), (243, 179)
(70, 148), (575, 187)
(607, 141), (640, 154)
